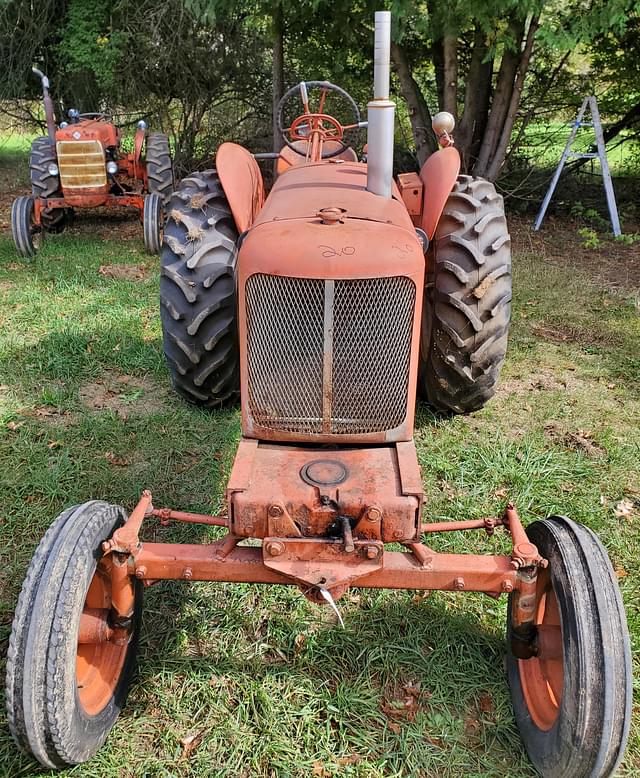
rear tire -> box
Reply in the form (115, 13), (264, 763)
(507, 517), (632, 778)
(11, 196), (39, 257)
(419, 175), (511, 413)
(30, 136), (67, 232)
(5, 502), (142, 768)
(143, 192), (163, 254)
(160, 170), (240, 406)
(145, 133), (173, 203)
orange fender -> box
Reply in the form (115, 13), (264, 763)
(216, 142), (265, 233)
(419, 146), (460, 239)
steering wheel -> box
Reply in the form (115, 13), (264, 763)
(78, 112), (107, 121)
(276, 81), (362, 160)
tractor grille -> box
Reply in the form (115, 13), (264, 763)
(56, 140), (107, 189)
(245, 273), (416, 436)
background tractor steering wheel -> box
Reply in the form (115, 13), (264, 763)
(78, 112), (108, 121)
(276, 80), (362, 159)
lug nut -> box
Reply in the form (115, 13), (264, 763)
(135, 566), (147, 579)
(454, 577), (465, 590)
(268, 505), (283, 518)
(266, 541), (285, 557)
(182, 568), (193, 580)
(502, 579), (514, 593)
(365, 545), (379, 559)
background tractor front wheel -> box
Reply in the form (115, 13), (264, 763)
(11, 196), (40, 257)
(143, 192), (163, 254)
(5, 502), (142, 768)
(507, 516), (632, 778)
(160, 170), (240, 407)
(419, 175), (511, 413)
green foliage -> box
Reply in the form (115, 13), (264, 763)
(578, 226), (601, 248)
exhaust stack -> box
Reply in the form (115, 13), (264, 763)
(366, 11), (395, 198)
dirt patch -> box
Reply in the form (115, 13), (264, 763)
(531, 322), (621, 349)
(98, 264), (149, 281)
(509, 215), (640, 294)
(544, 421), (606, 457)
(78, 370), (169, 418)
(497, 367), (575, 398)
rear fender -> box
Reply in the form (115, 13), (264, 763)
(419, 147), (460, 239)
(216, 142), (265, 233)
(134, 127), (145, 179)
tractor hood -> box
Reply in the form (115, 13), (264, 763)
(252, 162), (415, 231)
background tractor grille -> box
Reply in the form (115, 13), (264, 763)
(245, 273), (416, 436)
(56, 140), (107, 188)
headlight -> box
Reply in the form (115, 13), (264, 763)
(137, 120), (147, 131)
(59, 121), (68, 129)
(106, 161), (118, 175)
(47, 163), (59, 176)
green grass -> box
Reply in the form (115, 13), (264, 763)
(0, 217), (639, 777)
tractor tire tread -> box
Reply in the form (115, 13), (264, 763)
(145, 133), (173, 203)
(29, 136), (66, 231)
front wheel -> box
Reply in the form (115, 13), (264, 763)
(143, 192), (163, 254)
(507, 516), (632, 778)
(11, 196), (40, 257)
(5, 502), (142, 768)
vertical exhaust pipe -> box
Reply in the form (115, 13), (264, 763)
(366, 11), (395, 198)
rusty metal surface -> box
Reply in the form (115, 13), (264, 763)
(419, 146), (461, 239)
(397, 172), (423, 223)
(226, 441), (421, 543)
(134, 542), (518, 593)
(150, 508), (228, 528)
(40, 192), (145, 211)
(277, 142), (357, 175)
(216, 142), (265, 232)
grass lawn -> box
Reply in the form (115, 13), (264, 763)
(0, 153), (639, 776)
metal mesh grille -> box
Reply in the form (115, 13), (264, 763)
(246, 274), (325, 433)
(56, 140), (107, 189)
(331, 277), (415, 433)
(245, 273), (416, 436)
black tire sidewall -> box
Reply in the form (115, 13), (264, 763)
(11, 196), (36, 257)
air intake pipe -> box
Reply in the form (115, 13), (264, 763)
(366, 11), (395, 198)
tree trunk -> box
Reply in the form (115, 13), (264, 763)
(442, 35), (458, 118)
(272, 2), (285, 154)
(457, 27), (493, 170)
(473, 15), (525, 178)
(391, 42), (438, 166)
(485, 15), (539, 181)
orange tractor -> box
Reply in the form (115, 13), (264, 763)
(6, 13), (631, 776)
(11, 67), (173, 257)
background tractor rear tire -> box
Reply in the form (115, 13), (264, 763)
(11, 196), (39, 257)
(419, 175), (511, 413)
(160, 170), (240, 406)
(145, 133), (173, 203)
(30, 136), (67, 233)
(5, 501), (142, 768)
(506, 516), (632, 778)
(143, 192), (163, 254)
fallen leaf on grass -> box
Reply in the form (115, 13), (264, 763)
(6, 420), (24, 431)
(105, 451), (130, 466)
(478, 693), (494, 714)
(615, 567), (627, 579)
(48, 440), (63, 449)
(387, 721), (401, 734)
(293, 633), (306, 656)
(179, 730), (203, 759)
(337, 754), (361, 766)
(312, 761), (329, 777)
(613, 499), (634, 520)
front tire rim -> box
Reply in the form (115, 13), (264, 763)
(76, 558), (129, 716)
(518, 568), (564, 731)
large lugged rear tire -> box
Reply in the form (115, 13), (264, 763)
(419, 175), (511, 413)
(145, 133), (173, 203)
(507, 517), (632, 778)
(30, 136), (67, 232)
(5, 502), (142, 768)
(160, 170), (240, 406)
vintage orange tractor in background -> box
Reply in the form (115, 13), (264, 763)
(6, 13), (631, 776)
(10, 67), (173, 257)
